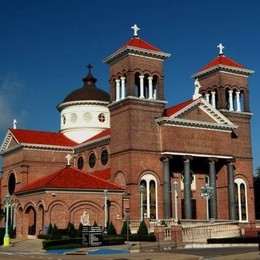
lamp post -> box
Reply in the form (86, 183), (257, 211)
(4, 193), (11, 246)
(200, 183), (213, 220)
(139, 185), (145, 221)
(125, 207), (130, 250)
(173, 181), (178, 223)
(104, 189), (108, 234)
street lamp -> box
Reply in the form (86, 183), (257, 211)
(173, 181), (178, 223)
(104, 189), (108, 234)
(200, 183), (213, 220)
(125, 207), (130, 250)
(4, 193), (11, 246)
(139, 185), (145, 221)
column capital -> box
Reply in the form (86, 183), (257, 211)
(160, 155), (172, 162)
(208, 157), (218, 163)
(183, 155), (193, 162)
(226, 158), (236, 165)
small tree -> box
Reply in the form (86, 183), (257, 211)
(77, 222), (83, 237)
(51, 224), (61, 240)
(137, 220), (148, 236)
(120, 220), (131, 236)
(47, 223), (53, 235)
(67, 222), (77, 238)
(107, 221), (117, 235)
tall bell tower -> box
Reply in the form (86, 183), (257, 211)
(103, 25), (170, 214)
(192, 43), (255, 222)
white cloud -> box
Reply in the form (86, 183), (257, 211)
(0, 74), (25, 131)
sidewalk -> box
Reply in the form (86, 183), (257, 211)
(0, 238), (260, 260)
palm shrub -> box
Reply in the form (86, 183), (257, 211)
(77, 222), (83, 237)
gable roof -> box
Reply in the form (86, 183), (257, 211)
(0, 128), (77, 154)
(15, 166), (124, 195)
(158, 97), (237, 131)
(192, 55), (254, 78)
(103, 36), (171, 64)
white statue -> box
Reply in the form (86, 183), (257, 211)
(81, 211), (90, 226)
(192, 78), (202, 100)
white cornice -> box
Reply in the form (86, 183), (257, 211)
(192, 64), (254, 78)
(161, 151), (233, 159)
(103, 46), (171, 65)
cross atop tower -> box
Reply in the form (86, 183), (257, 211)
(131, 24), (140, 37)
(87, 64), (93, 73)
(217, 43), (224, 56)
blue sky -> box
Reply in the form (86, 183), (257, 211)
(0, 0), (259, 172)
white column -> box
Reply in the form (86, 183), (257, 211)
(236, 91), (241, 112)
(205, 93), (210, 103)
(120, 77), (126, 99)
(211, 91), (216, 108)
(139, 75), (145, 98)
(115, 79), (120, 101)
(148, 76), (153, 99)
(228, 90), (234, 111)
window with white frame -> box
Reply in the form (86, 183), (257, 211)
(234, 178), (248, 221)
(140, 174), (158, 220)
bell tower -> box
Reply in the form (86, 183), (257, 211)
(103, 25), (170, 201)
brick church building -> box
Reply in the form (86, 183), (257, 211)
(0, 25), (255, 238)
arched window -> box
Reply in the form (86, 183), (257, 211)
(89, 152), (96, 168)
(140, 174), (158, 220)
(77, 156), (84, 170)
(8, 172), (16, 195)
(234, 178), (248, 221)
(101, 149), (109, 166)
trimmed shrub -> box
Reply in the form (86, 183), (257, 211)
(66, 222), (77, 238)
(120, 220), (131, 236)
(107, 221), (117, 235)
(77, 223), (83, 237)
(47, 223), (53, 235)
(51, 224), (62, 240)
(137, 220), (148, 236)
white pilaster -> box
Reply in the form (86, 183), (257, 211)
(228, 90), (234, 111)
(148, 76), (153, 99)
(139, 75), (145, 98)
(211, 91), (216, 108)
(236, 91), (241, 112)
(205, 93), (210, 103)
(115, 79), (120, 101)
(121, 77), (126, 99)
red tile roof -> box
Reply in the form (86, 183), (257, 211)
(122, 37), (161, 52)
(15, 166), (124, 194)
(164, 99), (195, 117)
(83, 129), (111, 143)
(200, 55), (244, 72)
(10, 128), (77, 147)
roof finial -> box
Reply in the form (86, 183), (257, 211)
(65, 154), (72, 166)
(13, 119), (17, 129)
(87, 64), (93, 74)
(217, 43), (224, 56)
(131, 24), (140, 37)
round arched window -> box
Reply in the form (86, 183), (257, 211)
(77, 156), (84, 170)
(101, 149), (109, 165)
(8, 172), (16, 195)
(89, 153), (96, 168)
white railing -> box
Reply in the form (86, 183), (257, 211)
(182, 222), (241, 243)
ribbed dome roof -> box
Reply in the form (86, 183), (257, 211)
(62, 65), (110, 103)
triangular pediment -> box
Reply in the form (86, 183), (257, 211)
(156, 98), (237, 131)
(0, 129), (20, 153)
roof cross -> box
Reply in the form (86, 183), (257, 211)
(65, 154), (72, 166)
(87, 64), (93, 73)
(131, 24), (140, 37)
(217, 43), (224, 55)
